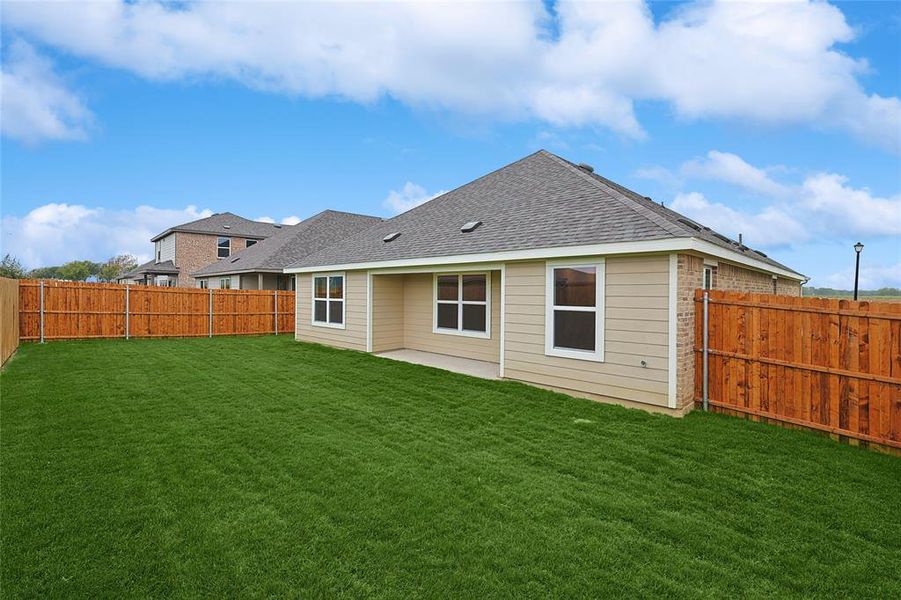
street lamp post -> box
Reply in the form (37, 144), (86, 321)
(853, 242), (864, 301)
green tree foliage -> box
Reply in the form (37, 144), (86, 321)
(56, 260), (101, 281)
(98, 254), (138, 282)
(0, 254), (27, 279)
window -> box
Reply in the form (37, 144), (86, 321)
(312, 273), (345, 328)
(246, 239), (257, 248)
(219, 278), (231, 289)
(545, 260), (604, 362)
(433, 273), (490, 338)
(703, 266), (714, 290)
(198, 280), (208, 289)
(217, 237), (230, 258)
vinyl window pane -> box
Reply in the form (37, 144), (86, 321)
(437, 303), (458, 329)
(329, 301), (343, 324)
(437, 276), (458, 301)
(329, 276), (344, 299)
(554, 267), (596, 307)
(554, 310), (595, 351)
(314, 277), (328, 299)
(462, 304), (486, 332)
(462, 275), (486, 302)
(314, 300), (327, 322)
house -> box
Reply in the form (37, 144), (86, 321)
(118, 212), (284, 287)
(191, 210), (381, 290)
(284, 150), (805, 415)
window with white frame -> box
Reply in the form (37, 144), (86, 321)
(246, 239), (257, 248)
(545, 260), (604, 361)
(219, 277), (231, 289)
(313, 273), (344, 327)
(703, 266), (714, 290)
(198, 280), (208, 289)
(217, 237), (230, 258)
(434, 273), (490, 337)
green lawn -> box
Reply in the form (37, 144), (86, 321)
(2, 336), (899, 598)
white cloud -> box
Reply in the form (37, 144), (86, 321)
(2, 1), (898, 150)
(671, 191), (807, 247)
(255, 216), (275, 224)
(280, 216), (300, 225)
(670, 152), (901, 248)
(383, 182), (446, 215)
(821, 262), (901, 289)
(0, 203), (213, 269)
(681, 151), (791, 198)
(0, 40), (92, 144)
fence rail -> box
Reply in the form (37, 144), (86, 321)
(19, 280), (294, 341)
(694, 289), (901, 450)
(1, 277), (19, 365)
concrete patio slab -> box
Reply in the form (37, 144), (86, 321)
(376, 349), (500, 380)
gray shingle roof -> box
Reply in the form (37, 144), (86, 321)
(192, 210), (382, 277)
(290, 150), (801, 276)
(119, 259), (179, 279)
(151, 212), (285, 242)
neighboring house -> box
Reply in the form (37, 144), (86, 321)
(192, 210), (382, 290)
(285, 150), (805, 415)
(118, 212), (284, 287)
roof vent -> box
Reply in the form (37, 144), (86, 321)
(577, 162), (594, 173)
(273, 224), (282, 229)
(754, 249), (768, 258)
(223, 225), (231, 229)
(677, 218), (701, 231)
(230, 257), (240, 263)
(461, 221), (482, 233)
(383, 232), (401, 243)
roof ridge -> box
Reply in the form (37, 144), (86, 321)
(540, 151), (690, 237)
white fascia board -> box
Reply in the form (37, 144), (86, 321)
(284, 237), (805, 281)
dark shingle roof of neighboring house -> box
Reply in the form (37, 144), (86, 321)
(191, 210), (382, 277)
(151, 212), (285, 242)
(119, 259), (179, 279)
(289, 150), (802, 277)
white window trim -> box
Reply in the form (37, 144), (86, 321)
(311, 272), (347, 330)
(544, 258), (605, 362)
(432, 272), (491, 339)
(703, 265), (714, 290)
(217, 236), (230, 259)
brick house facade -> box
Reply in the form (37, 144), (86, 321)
(172, 232), (253, 288)
(674, 254), (802, 411)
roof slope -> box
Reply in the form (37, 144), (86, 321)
(290, 150), (800, 275)
(192, 210), (382, 277)
(151, 212), (285, 242)
(119, 259), (179, 279)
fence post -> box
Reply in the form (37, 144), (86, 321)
(209, 288), (213, 338)
(125, 285), (130, 340)
(39, 280), (45, 344)
(274, 290), (278, 336)
(702, 291), (709, 412)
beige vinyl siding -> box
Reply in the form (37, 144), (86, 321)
(504, 255), (670, 407)
(371, 275), (404, 352)
(295, 271), (367, 351)
(402, 272), (500, 363)
(156, 234), (176, 263)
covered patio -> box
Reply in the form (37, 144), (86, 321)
(376, 348), (500, 379)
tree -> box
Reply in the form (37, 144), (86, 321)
(98, 254), (138, 282)
(57, 260), (101, 281)
(28, 266), (62, 279)
(0, 254), (26, 279)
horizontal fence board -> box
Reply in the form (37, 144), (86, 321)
(695, 289), (901, 450)
(19, 280), (294, 341)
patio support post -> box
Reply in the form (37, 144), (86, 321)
(39, 280), (45, 344)
(125, 286), (130, 340)
(702, 290), (709, 412)
(209, 288), (213, 338)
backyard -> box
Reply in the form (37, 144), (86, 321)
(2, 336), (899, 597)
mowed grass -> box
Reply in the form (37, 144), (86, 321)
(2, 337), (899, 598)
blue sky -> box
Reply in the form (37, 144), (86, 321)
(1, 0), (899, 288)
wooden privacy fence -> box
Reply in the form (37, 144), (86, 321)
(1, 277), (19, 365)
(19, 280), (295, 341)
(695, 290), (901, 449)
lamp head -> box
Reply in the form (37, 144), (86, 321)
(854, 242), (864, 254)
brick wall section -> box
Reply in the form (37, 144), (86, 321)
(173, 233), (251, 287)
(674, 254), (801, 409)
